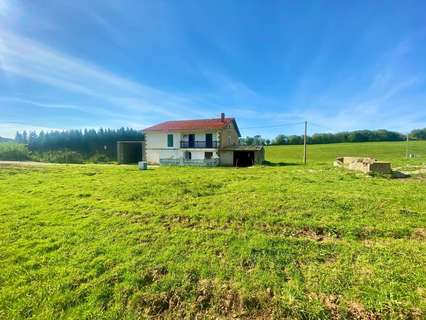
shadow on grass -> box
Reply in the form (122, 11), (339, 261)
(262, 160), (301, 167)
(391, 171), (410, 179)
(368, 170), (411, 179)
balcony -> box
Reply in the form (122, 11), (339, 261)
(180, 140), (218, 148)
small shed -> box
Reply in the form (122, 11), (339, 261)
(220, 145), (265, 167)
(117, 141), (145, 164)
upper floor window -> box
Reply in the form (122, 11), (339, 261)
(227, 136), (232, 145)
(167, 134), (174, 147)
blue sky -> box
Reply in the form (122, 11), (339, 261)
(1, 0), (425, 138)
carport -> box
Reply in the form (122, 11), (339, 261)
(220, 145), (265, 167)
(234, 150), (255, 166)
(117, 141), (145, 164)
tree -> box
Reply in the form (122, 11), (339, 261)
(15, 132), (24, 143)
(253, 135), (266, 145)
(22, 131), (28, 144)
(240, 136), (255, 145)
(14, 128), (144, 160)
(287, 135), (304, 144)
(272, 134), (287, 145)
(270, 129), (407, 145)
(411, 128), (426, 140)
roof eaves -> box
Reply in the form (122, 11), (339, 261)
(232, 118), (241, 137)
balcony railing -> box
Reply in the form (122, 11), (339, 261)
(180, 140), (218, 148)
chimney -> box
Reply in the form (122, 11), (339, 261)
(221, 112), (225, 122)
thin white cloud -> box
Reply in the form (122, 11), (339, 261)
(300, 79), (425, 134)
(88, 11), (127, 48)
(0, 15), (424, 139)
(0, 122), (60, 138)
(0, 97), (83, 110)
(199, 68), (258, 100)
(231, 69), (425, 136)
(0, 96), (136, 119)
(292, 38), (426, 134)
(0, 31), (208, 120)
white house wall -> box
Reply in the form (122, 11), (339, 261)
(145, 132), (180, 164)
(146, 149), (160, 164)
(145, 130), (228, 165)
(145, 132), (181, 149)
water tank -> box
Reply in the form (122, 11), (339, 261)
(138, 161), (147, 170)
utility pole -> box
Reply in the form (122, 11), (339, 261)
(303, 121), (307, 165)
(406, 132), (409, 159)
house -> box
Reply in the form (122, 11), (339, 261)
(143, 113), (264, 166)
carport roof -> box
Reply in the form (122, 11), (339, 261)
(222, 145), (264, 151)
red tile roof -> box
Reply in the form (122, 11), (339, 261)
(144, 118), (241, 136)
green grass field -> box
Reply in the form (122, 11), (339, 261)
(0, 141), (425, 319)
(266, 140), (426, 167)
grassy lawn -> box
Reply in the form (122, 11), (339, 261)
(266, 140), (426, 167)
(0, 142), (425, 319)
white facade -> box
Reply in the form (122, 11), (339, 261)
(145, 131), (221, 165)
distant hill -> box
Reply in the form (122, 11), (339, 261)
(0, 137), (13, 143)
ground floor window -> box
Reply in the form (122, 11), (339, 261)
(205, 152), (213, 160)
(184, 151), (192, 160)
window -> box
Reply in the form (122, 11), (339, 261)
(227, 136), (232, 145)
(188, 134), (195, 148)
(184, 151), (192, 160)
(205, 133), (213, 148)
(205, 152), (213, 160)
(167, 134), (173, 147)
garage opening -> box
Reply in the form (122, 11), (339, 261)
(233, 151), (255, 167)
(117, 141), (145, 164)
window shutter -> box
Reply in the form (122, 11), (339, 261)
(167, 134), (173, 147)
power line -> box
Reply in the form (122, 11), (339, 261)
(240, 121), (305, 130)
(240, 121), (335, 132)
(308, 122), (335, 132)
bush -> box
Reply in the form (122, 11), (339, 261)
(88, 153), (113, 163)
(0, 143), (32, 161)
(0, 143), (109, 164)
(32, 150), (84, 164)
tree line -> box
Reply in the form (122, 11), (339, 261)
(11, 127), (426, 153)
(15, 128), (144, 160)
(240, 128), (426, 145)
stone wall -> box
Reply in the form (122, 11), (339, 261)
(334, 157), (391, 174)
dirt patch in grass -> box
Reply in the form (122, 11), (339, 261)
(347, 302), (423, 320)
(411, 228), (426, 240)
(347, 301), (378, 320)
(322, 294), (341, 319)
(196, 279), (214, 310)
(130, 291), (177, 317)
(293, 227), (339, 242)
